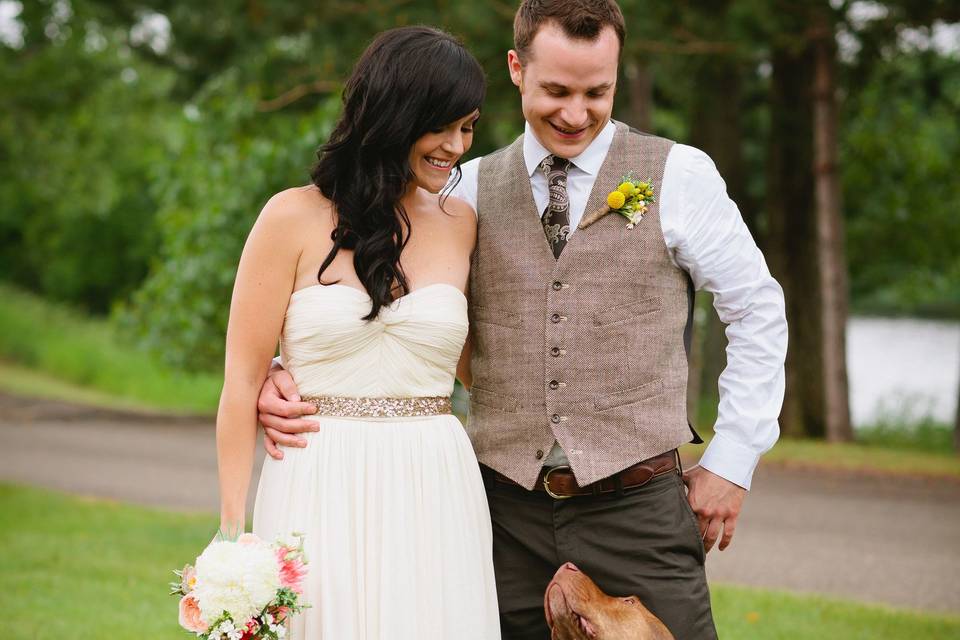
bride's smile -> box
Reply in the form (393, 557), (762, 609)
(408, 109), (480, 194)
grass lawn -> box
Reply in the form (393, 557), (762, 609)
(758, 436), (960, 479)
(688, 400), (960, 480)
(0, 283), (221, 414)
(3, 484), (959, 639)
(681, 433), (960, 481)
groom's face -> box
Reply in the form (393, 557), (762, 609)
(508, 22), (619, 159)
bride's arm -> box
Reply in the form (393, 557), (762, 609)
(217, 191), (303, 536)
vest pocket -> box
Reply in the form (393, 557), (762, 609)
(593, 296), (661, 327)
(470, 386), (520, 412)
(471, 304), (522, 328)
(594, 378), (664, 411)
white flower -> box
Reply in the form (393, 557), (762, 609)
(212, 620), (244, 640)
(275, 533), (303, 550)
(193, 540), (281, 626)
(267, 615), (287, 638)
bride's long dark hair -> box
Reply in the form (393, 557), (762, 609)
(311, 26), (486, 320)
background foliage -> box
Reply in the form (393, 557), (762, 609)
(1, 0), (958, 373)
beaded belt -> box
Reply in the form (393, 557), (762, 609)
(303, 395), (452, 418)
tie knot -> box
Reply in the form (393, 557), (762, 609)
(540, 155), (571, 177)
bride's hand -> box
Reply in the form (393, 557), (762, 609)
(257, 365), (318, 459)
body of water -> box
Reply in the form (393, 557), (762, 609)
(848, 317), (960, 427)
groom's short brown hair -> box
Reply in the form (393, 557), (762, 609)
(514, 0), (626, 63)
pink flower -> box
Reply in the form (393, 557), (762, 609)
(180, 565), (197, 593)
(276, 548), (307, 594)
(178, 594), (208, 633)
(241, 618), (260, 638)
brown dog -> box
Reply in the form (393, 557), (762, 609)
(544, 563), (675, 640)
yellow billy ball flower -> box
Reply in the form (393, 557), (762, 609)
(617, 181), (635, 196)
(607, 190), (626, 209)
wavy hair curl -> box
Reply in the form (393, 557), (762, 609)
(311, 26), (486, 320)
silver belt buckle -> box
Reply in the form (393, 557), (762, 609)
(542, 465), (573, 500)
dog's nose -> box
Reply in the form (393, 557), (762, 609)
(563, 562), (580, 572)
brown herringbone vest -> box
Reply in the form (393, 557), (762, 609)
(468, 121), (695, 489)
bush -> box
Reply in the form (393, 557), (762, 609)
(0, 27), (175, 312)
(842, 51), (960, 318)
(118, 82), (340, 370)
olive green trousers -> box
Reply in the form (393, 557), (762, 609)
(481, 466), (717, 640)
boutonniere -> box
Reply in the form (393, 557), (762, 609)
(578, 176), (656, 230)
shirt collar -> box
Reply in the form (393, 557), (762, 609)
(523, 119), (617, 177)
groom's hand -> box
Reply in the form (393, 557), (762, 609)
(257, 366), (318, 460)
(681, 466), (746, 553)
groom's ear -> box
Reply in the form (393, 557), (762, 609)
(507, 50), (524, 89)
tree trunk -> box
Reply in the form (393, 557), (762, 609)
(687, 53), (750, 424)
(812, 15), (854, 442)
(623, 59), (653, 132)
(766, 41), (824, 438)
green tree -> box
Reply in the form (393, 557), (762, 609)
(0, 0), (176, 311)
(117, 86), (341, 369)
(842, 50), (960, 317)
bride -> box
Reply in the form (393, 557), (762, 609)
(214, 26), (500, 639)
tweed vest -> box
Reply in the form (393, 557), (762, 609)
(468, 121), (695, 489)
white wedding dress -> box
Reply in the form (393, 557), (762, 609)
(252, 283), (500, 640)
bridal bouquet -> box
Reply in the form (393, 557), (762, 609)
(171, 533), (309, 639)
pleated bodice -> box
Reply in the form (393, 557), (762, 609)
(279, 283), (468, 398)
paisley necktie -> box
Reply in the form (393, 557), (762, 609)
(539, 155), (572, 259)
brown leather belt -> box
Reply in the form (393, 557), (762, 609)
(494, 450), (678, 499)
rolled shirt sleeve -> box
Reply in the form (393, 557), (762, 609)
(661, 144), (788, 490)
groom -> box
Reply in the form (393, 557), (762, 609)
(259, 1), (787, 638)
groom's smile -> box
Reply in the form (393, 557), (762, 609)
(548, 121), (590, 139)
(508, 21), (619, 159)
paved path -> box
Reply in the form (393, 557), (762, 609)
(1, 393), (958, 614)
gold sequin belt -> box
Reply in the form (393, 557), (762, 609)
(303, 395), (452, 418)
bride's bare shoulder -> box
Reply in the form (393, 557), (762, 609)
(439, 193), (477, 249)
(254, 185), (335, 242)
(260, 185), (331, 222)
(440, 193), (475, 218)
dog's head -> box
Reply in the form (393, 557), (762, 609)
(544, 563), (674, 640)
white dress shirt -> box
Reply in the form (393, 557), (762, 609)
(451, 120), (787, 490)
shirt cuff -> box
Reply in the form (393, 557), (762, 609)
(697, 432), (762, 490)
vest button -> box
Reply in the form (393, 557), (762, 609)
(552, 281), (563, 291)
(549, 380), (560, 390)
(535, 449), (544, 460)
(551, 414), (561, 424)
(550, 347), (561, 357)
(551, 313), (561, 323)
